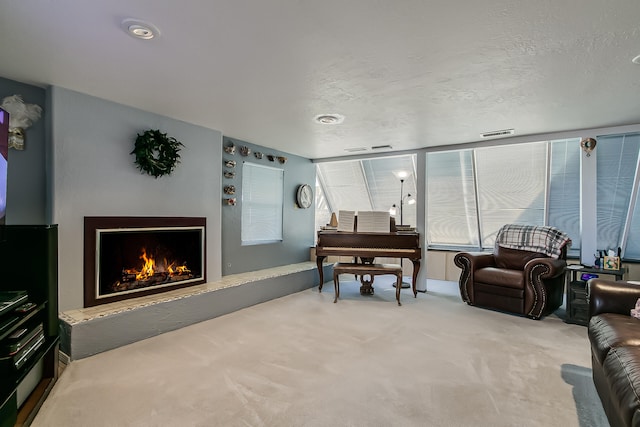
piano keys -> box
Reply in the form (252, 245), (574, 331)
(315, 230), (421, 297)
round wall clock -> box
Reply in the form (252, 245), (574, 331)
(296, 184), (313, 209)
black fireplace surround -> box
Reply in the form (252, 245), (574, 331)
(84, 217), (206, 307)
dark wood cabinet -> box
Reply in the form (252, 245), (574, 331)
(565, 265), (625, 326)
(0, 225), (59, 427)
(566, 279), (589, 326)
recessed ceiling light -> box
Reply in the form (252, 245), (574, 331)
(121, 18), (160, 40)
(314, 114), (344, 125)
(632, 54), (640, 65)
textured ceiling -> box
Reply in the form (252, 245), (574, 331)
(0, 0), (639, 159)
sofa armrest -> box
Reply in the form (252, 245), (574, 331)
(523, 257), (566, 279)
(454, 252), (495, 305)
(589, 279), (640, 317)
(454, 252), (495, 272)
(521, 257), (566, 319)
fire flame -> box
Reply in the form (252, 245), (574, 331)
(123, 248), (191, 281)
(137, 248), (155, 280)
(168, 264), (190, 275)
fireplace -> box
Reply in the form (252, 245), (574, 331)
(84, 217), (206, 307)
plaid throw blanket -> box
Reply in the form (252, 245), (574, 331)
(495, 224), (571, 259)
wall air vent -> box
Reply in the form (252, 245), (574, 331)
(371, 145), (393, 150)
(480, 128), (515, 138)
(344, 147), (368, 153)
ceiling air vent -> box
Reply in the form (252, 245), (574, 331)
(371, 145), (393, 150)
(344, 147), (368, 153)
(315, 114), (345, 124)
(480, 128), (515, 138)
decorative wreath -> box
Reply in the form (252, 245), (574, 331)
(131, 129), (184, 178)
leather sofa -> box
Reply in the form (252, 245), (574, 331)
(454, 245), (567, 319)
(588, 279), (640, 427)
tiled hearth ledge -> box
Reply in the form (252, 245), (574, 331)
(59, 261), (333, 360)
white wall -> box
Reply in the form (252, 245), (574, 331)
(49, 87), (222, 311)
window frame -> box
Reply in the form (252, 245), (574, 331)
(241, 162), (284, 246)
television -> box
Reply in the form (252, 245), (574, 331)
(0, 107), (8, 225)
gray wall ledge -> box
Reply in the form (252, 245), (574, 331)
(59, 262), (333, 360)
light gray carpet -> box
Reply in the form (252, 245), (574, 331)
(33, 278), (608, 427)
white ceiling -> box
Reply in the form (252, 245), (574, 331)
(1, 1), (639, 159)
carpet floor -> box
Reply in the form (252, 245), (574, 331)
(32, 278), (608, 427)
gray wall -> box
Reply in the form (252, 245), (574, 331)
(221, 137), (316, 275)
(0, 77), (47, 224)
(1, 76), (318, 309)
(49, 86), (223, 311)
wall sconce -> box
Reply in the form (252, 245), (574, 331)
(0, 95), (42, 150)
(580, 138), (597, 157)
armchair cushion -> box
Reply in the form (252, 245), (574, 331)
(474, 267), (524, 289)
(494, 245), (545, 270)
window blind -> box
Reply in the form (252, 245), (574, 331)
(241, 162), (284, 245)
(426, 150), (478, 246)
(597, 134), (640, 255)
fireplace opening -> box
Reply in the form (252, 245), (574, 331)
(99, 227), (203, 296)
(84, 217), (206, 307)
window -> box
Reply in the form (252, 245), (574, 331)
(361, 157), (417, 227)
(241, 162), (284, 245)
(597, 133), (640, 257)
(426, 138), (581, 254)
(548, 139), (581, 251)
(314, 175), (332, 233)
(317, 133), (640, 260)
(426, 150), (478, 246)
(316, 155), (417, 228)
(316, 160), (370, 212)
(475, 143), (547, 246)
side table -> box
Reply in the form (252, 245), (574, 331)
(565, 265), (625, 326)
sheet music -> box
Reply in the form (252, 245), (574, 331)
(357, 211), (390, 233)
(337, 210), (356, 232)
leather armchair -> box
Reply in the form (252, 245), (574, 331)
(454, 245), (567, 319)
